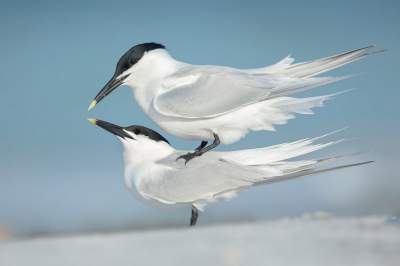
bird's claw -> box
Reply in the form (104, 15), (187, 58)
(176, 151), (202, 165)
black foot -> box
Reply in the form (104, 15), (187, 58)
(176, 151), (202, 165)
(177, 135), (220, 165)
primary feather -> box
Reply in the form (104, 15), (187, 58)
(248, 46), (373, 77)
(154, 68), (344, 118)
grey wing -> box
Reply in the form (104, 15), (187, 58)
(153, 66), (339, 118)
(139, 154), (264, 204)
(153, 67), (273, 118)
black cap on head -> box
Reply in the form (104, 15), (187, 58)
(124, 125), (169, 144)
(89, 119), (169, 144)
(114, 42), (165, 77)
(89, 42), (165, 110)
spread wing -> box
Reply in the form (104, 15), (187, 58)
(153, 66), (340, 118)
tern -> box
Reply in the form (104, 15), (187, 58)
(88, 43), (374, 163)
(88, 118), (372, 226)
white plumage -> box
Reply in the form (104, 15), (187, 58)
(89, 119), (372, 225)
(90, 45), (374, 147)
(131, 47), (371, 144)
(87, 43), (377, 224)
(119, 129), (369, 211)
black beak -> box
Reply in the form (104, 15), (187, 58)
(88, 74), (129, 111)
(88, 118), (134, 139)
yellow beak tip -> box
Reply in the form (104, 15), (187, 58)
(87, 118), (97, 125)
(88, 100), (97, 111)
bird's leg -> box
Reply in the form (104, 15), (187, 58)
(197, 133), (220, 154)
(177, 134), (220, 164)
(195, 141), (208, 151)
(190, 205), (199, 226)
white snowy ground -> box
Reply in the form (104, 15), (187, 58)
(1, 216), (399, 266)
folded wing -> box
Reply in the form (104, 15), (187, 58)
(136, 157), (265, 205)
(153, 46), (375, 119)
(154, 67), (340, 118)
(138, 132), (372, 206)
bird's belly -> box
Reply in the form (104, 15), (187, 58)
(151, 111), (250, 144)
(147, 101), (268, 144)
(124, 164), (185, 208)
(145, 110), (212, 141)
(124, 173), (150, 205)
(158, 119), (215, 141)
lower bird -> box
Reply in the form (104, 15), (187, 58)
(88, 118), (372, 226)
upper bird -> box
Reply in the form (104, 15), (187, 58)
(88, 43), (374, 163)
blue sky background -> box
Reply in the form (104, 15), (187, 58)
(0, 0), (399, 236)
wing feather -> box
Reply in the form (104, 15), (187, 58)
(248, 46), (374, 77)
(138, 133), (372, 205)
(154, 67), (339, 118)
(139, 156), (265, 204)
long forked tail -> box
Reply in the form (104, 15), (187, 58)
(252, 46), (378, 78)
(256, 160), (373, 186)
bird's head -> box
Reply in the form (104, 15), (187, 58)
(88, 42), (166, 111)
(88, 118), (173, 164)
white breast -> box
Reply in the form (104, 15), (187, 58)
(120, 135), (175, 205)
(124, 49), (185, 112)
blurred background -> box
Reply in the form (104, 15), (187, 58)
(0, 0), (399, 238)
